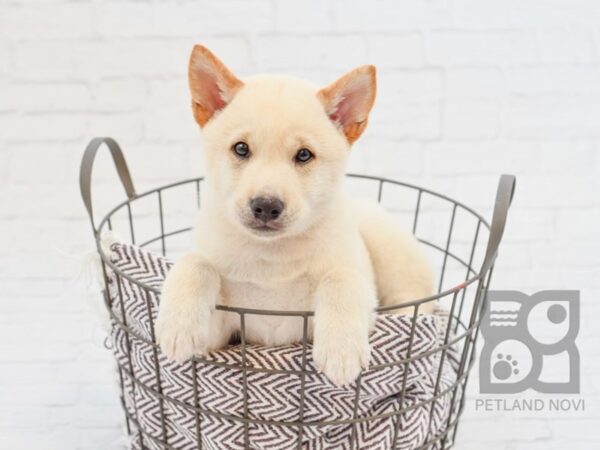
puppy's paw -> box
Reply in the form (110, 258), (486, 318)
(313, 330), (371, 386)
(155, 303), (213, 364)
(156, 254), (222, 364)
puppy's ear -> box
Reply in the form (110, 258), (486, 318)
(188, 45), (244, 127)
(318, 65), (376, 144)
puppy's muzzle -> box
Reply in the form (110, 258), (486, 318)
(250, 196), (285, 223)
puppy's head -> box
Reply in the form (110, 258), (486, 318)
(189, 45), (376, 239)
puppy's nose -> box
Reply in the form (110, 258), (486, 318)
(250, 197), (285, 222)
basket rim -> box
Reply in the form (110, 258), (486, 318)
(94, 173), (490, 316)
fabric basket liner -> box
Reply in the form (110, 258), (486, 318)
(107, 242), (460, 450)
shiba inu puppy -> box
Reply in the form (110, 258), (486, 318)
(156, 45), (434, 386)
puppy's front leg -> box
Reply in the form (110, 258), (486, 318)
(313, 269), (376, 386)
(156, 253), (227, 363)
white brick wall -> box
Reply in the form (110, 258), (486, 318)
(0, 1), (599, 449)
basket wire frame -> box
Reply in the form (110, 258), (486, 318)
(80, 137), (515, 450)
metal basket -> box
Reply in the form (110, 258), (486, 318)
(80, 137), (515, 450)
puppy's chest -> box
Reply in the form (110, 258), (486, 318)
(221, 273), (315, 346)
(221, 274), (314, 311)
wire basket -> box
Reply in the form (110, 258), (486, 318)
(80, 137), (515, 450)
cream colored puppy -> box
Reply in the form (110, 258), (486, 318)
(156, 45), (434, 386)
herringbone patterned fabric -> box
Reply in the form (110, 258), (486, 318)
(106, 242), (459, 450)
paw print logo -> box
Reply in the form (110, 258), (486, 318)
(480, 291), (580, 394)
(494, 354), (519, 380)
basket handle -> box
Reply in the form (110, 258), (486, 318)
(80, 137), (136, 235)
(480, 174), (516, 275)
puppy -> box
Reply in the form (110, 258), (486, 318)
(156, 45), (434, 386)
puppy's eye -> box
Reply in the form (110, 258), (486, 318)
(233, 141), (250, 159)
(295, 148), (314, 163)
